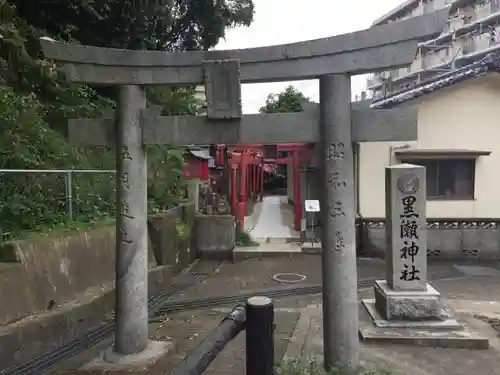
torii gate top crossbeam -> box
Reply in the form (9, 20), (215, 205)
(40, 10), (448, 85)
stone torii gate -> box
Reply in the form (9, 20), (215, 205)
(41, 9), (447, 373)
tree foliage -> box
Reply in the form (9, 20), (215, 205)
(260, 85), (313, 114)
(10, 0), (254, 50)
(0, 0), (254, 239)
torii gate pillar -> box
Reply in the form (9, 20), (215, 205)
(319, 75), (358, 370)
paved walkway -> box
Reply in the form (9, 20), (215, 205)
(244, 195), (298, 240)
(51, 257), (500, 375)
(284, 265), (500, 375)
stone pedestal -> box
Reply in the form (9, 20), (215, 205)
(373, 280), (442, 321)
(359, 165), (488, 348)
(81, 340), (172, 371)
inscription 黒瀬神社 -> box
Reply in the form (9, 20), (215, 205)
(398, 174), (421, 283)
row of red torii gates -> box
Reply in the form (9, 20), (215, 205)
(213, 142), (314, 232)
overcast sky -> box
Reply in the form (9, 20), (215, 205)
(215, 0), (405, 113)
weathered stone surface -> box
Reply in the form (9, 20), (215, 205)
(385, 164), (427, 291)
(358, 302), (489, 350)
(362, 299), (461, 329)
(0, 265), (174, 370)
(115, 84), (149, 355)
(374, 280), (441, 321)
(388, 297), (439, 320)
(319, 75), (359, 371)
(147, 203), (197, 271)
(0, 226), (116, 326)
(204, 60), (242, 119)
(192, 215), (235, 260)
(87, 340), (172, 370)
(0, 203), (196, 327)
(40, 10), (448, 84)
(68, 103), (418, 146)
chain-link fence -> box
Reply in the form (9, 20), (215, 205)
(0, 169), (116, 240)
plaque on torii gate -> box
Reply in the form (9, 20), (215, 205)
(40, 9), (448, 373)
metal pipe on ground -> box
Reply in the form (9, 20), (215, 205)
(168, 305), (246, 375)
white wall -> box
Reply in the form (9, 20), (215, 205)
(359, 74), (500, 218)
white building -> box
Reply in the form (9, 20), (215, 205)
(361, 57), (499, 218)
(348, 1), (500, 260)
(367, 0), (500, 99)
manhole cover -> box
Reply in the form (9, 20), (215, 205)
(271, 273), (307, 284)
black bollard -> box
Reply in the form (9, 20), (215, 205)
(245, 296), (274, 375)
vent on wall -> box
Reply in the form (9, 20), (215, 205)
(427, 249), (441, 257)
(460, 249), (479, 257)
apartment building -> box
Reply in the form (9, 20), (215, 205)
(367, 0), (500, 98)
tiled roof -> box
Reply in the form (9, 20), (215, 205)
(370, 53), (500, 109)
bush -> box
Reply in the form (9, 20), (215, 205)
(0, 87), (114, 237)
(0, 87), (187, 239)
(0, 1), (192, 240)
(235, 230), (259, 247)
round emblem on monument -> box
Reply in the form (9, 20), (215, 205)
(397, 173), (420, 194)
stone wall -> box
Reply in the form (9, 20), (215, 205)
(148, 203), (198, 271)
(192, 214), (235, 259)
(0, 202), (197, 326)
(360, 218), (500, 261)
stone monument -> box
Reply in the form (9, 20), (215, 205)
(360, 164), (488, 349)
(40, 9), (449, 373)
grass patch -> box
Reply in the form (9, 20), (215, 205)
(235, 230), (259, 247)
(3, 216), (116, 242)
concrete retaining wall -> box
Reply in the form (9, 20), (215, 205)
(0, 203), (198, 369)
(0, 226), (116, 326)
(360, 218), (500, 261)
(0, 202), (197, 327)
(193, 215), (235, 259)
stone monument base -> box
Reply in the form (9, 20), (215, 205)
(362, 299), (461, 330)
(81, 340), (172, 371)
(360, 280), (489, 349)
(374, 280), (442, 321)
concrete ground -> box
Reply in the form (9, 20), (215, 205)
(244, 195), (299, 242)
(49, 256), (500, 375)
(285, 280), (500, 374)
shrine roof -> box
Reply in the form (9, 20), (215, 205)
(185, 147), (212, 160)
(370, 53), (500, 109)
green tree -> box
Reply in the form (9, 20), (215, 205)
(0, 0), (255, 238)
(260, 85), (313, 114)
(10, 0), (254, 51)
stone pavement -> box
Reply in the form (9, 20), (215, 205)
(244, 195), (299, 242)
(50, 257), (500, 375)
(285, 266), (500, 375)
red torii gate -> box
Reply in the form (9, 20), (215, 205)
(214, 143), (313, 232)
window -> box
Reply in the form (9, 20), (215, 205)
(493, 0), (500, 12)
(400, 159), (475, 200)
